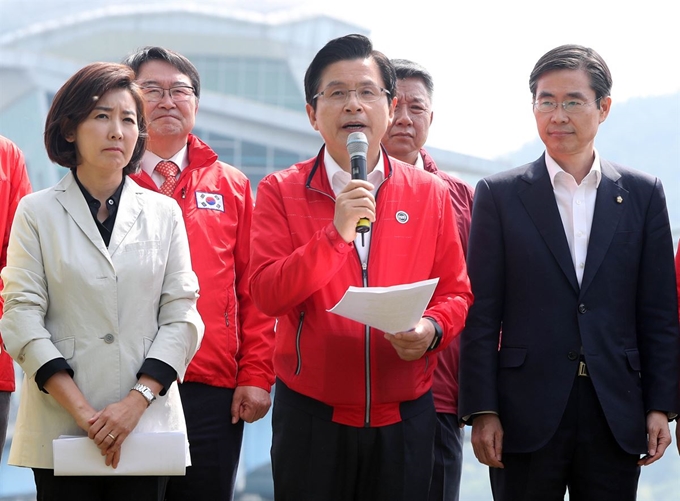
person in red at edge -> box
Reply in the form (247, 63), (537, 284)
(0, 135), (32, 462)
(250, 34), (472, 501)
(382, 58), (474, 501)
(123, 47), (275, 501)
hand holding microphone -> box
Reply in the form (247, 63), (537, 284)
(332, 132), (376, 244)
(347, 132), (371, 238)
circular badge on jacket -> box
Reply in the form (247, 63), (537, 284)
(395, 211), (409, 224)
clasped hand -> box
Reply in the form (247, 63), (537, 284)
(83, 392), (148, 469)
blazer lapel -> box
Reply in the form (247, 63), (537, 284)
(518, 158), (580, 293)
(55, 172), (110, 261)
(579, 160), (626, 296)
(108, 178), (144, 257)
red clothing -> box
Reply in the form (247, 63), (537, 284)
(0, 136), (32, 392)
(250, 147), (472, 427)
(131, 134), (274, 391)
(421, 148), (474, 416)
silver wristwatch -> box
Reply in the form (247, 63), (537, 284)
(131, 383), (156, 406)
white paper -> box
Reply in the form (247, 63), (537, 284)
(328, 278), (440, 334)
(53, 432), (186, 476)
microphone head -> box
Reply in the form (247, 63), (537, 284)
(347, 132), (369, 159)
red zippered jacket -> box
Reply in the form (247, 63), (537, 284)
(421, 148), (475, 417)
(0, 136), (32, 392)
(131, 135), (274, 391)
(250, 147), (472, 427)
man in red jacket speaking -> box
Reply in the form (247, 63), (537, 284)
(250, 34), (472, 501)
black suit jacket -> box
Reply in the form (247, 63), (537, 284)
(459, 154), (679, 455)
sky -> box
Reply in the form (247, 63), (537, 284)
(298, 0), (680, 161)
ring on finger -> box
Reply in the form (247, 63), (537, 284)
(107, 433), (116, 441)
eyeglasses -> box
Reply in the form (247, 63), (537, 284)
(141, 85), (195, 102)
(533, 97), (602, 114)
(313, 85), (390, 104)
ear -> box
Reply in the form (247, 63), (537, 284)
(305, 103), (319, 131)
(65, 132), (76, 143)
(598, 96), (612, 123)
(429, 110), (434, 126)
(388, 96), (397, 121)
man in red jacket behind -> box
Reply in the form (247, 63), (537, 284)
(0, 135), (32, 461)
(250, 34), (472, 501)
(123, 47), (274, 501)
(382, 59), (474, 501)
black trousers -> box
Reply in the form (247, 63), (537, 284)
(490, 375), (640, 501)
(165, 382), (244, 501)
(33, 469), (167, 501)
(271, 379), (436, 501)
(428, 412), (464, 501)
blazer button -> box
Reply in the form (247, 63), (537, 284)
(103, 333), (115, 344)
(578, 304), (587, 314)
(567, 351), (578, 361)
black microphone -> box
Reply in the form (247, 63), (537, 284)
(346, 132), (370, 244)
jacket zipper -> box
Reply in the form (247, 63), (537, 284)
(306, 154), (390, 427)
(294, 311), (305, 375)
(361, 259), (371, 427)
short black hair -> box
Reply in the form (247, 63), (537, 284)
(304, 34), (395, 109)
(44, 62), (147, 175)
(122, 46), (201, 99)
(391, 59), (434, 99)
(529, 44), (612, 105)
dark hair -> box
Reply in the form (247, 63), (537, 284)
(391, 59), (434, 99)
(44, 62), (147, 175)
(122, 46), (201, 99)
(304, 34), (396, 109)
(529, 44), (612, 106)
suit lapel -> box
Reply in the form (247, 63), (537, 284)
(108, 178), (144, 257)
(518, 158), (580, 293)
(55, 172), (110, 261)
(579, 160), (626, 296)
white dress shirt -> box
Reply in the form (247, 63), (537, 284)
(545, 150), (602, 286)
(324, 150), (385, 264)
(141, 145), (190, 189)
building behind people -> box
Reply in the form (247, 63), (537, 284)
(0, 62), (204, 501)
(123, 46), (275, 501)
(381, 58), (473, 501)
(0, 135), (32, 463)
(249, 34), (473, 501)
(459, 44), (679, 501)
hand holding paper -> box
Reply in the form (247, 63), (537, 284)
(384, 317), (436, 361)
(53, 432), (186, 476)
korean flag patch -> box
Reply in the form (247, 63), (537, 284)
(195, 191), (224, 212)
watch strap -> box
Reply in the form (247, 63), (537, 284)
(131, 383), (156, 406)
(424, 317), (443, 351)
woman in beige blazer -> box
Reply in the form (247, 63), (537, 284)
(0, 63), (204, 500)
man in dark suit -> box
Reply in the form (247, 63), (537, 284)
(459, 44), (679, 500)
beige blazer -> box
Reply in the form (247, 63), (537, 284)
(0, 172), (204, 469)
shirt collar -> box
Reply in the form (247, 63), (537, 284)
(141, 144), (190, 178)
(72, 169), (125, 219)
(545, 149), (602, 188)
(413, 151), (425, 170)
(324, 147), (386, 197)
